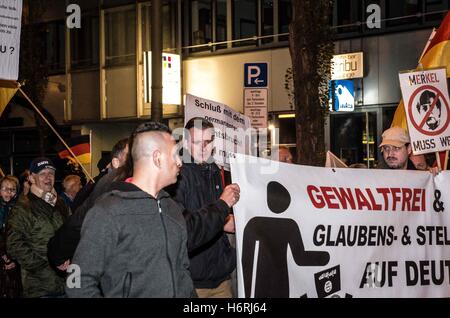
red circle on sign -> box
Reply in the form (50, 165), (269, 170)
(408, 85), (450, 136)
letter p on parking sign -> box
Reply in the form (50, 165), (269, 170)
(244, 63), (268, 87)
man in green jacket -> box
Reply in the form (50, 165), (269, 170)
(7, 157), (70, 298)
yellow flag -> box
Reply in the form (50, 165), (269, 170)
(391, 10), (450, 129)
(390, 100), (408, 129)
(0, 80), (19, 117)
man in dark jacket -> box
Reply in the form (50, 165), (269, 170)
(66, 122), (194, 298)
(49, 127), (233, 269)
(47, 138), (128, 268)
(172, 117), (240, 298)
(7, 158), (70, 298)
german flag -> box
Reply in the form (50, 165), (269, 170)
(391, 10), (450, 129)
(58, 135), (91, 164)
(391, 11), (450, 169)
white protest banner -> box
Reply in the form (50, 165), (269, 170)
(0, 0), (22, 80)
(399, 68), (450, 154)
(185, 94), (252, 170)
(231, 154), (450, 298)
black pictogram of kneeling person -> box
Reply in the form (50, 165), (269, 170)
(242, 181), (330, 298)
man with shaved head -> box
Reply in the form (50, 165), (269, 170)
(66, 122), (195, 298)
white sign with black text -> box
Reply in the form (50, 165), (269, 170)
(185, 94), (251, 170)
(0, 0), (22, 81)
(244, 88), (268, 129)
(399, 68), (450, 155)
(231, 154), (450, 298)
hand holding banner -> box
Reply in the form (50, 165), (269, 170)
(231, 154), (450, 298)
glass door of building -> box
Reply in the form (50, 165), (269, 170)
(329, 111), (378, 168)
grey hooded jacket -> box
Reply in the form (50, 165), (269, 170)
(66, 182), (194, 298)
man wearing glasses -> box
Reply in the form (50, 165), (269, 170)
(379, 126), (416, 170)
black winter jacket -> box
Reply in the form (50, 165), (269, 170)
(47, 169), (118, 267)
(66, 181), (194, 298)
(171, 161), (236, 289)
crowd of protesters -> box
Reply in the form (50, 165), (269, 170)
(0, 122), (445, 298)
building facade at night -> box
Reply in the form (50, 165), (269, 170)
(0, 0), (449, 175)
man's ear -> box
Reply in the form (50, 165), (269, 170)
(111, 158), (120, 169)
(406, 144), (412, 155)
(153, 150), (162, 168)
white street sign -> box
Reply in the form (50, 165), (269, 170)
(244, 88), (268, 129)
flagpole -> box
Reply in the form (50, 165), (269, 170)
(89, 129), (93, 177)
(445, 151), (449, 171)
(390, 12), (450, 129)
(418, 28), (436, 61)
(18, 87), (94, 183)
(435, 152), (442, 171)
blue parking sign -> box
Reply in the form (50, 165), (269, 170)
(244, 63), (268, 87)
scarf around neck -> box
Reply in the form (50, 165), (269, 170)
(30, 184), (58, 207)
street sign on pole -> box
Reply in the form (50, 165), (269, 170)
(244, 62), (269, 129)
(244, 88), (268, 128)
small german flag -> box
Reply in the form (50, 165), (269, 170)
(58, 135), (91, 164)
(0, 80), (19, 118)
